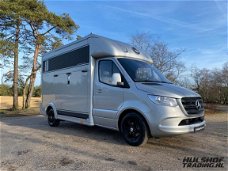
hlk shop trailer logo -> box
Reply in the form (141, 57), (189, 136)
(182, 157), (224, 168)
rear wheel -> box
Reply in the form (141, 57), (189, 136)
(47, 108), (60, 127)
(121, 113), (148, 146)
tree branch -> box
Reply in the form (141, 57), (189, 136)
(41, 26), (56, 35)
(28, 21), (37, 38)
(35, 64), (41, 72)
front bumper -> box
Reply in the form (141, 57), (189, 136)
(146, 104), (205, 137)
(159, 120), (206, 135)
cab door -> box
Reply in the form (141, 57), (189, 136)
(93, 59), (124, 120)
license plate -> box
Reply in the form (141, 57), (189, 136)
(194, 124), (205, 132)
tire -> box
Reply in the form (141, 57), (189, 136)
(121, 113), (148, 146)
(47, 108), (60, 127)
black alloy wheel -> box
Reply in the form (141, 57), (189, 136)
(47, 108), (60, 127)
(121, 113), (148, 146)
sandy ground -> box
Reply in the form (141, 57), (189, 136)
(0, 96), (41, 110)
(0, 113), (227, 171)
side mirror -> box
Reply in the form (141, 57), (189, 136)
(112, 73), (123, 86)
(117, 81), (124, 87)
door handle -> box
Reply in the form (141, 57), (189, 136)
(67, 74), (70, 85)
(81, 69), (88, 73)
(96, 89), (102, 93)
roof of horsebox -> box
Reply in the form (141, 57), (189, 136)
(42, 33), (153, 63)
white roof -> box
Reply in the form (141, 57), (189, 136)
(43, 33), (152, 63)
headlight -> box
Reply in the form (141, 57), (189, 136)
(148, 95), (178, 107)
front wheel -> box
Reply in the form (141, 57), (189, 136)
(121, 113), (148, 146)
(47, 109), (60, 127)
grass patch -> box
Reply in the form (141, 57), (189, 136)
(204, 103), (228, 115)
(0, 96), (41, 118)
(0, 107), (40, 118)
(205, 109), (227, 115)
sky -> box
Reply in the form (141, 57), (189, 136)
(45, 0), (227, 69)
(1, 0), (227, 85)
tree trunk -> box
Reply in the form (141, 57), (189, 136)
(22, 75), (30, 109)
(25, 44), (40, 109)
(22, 85), (27, 109)
(12, 19), (20, 110)
(25, 72), (36, 108)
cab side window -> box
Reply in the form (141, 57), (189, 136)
(99, 60), (121, 86)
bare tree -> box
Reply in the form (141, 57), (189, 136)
(221, 62), (228, 87)
(177, 77), (192, 89)
(191, 64), (228, 104)
(131, 33), (185, 82)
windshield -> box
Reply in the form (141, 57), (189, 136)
(118, 58), (171, 83)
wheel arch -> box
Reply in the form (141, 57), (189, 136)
(46, 106), (53, 114)
(118, 109), (152, 137)
(45, 103), (58, 117)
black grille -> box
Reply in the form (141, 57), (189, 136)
(181, 97), (204, 114)
(178, 117), (204, 126)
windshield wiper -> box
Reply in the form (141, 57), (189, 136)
(159, 81), (172, 84)
(136, 80), (172, 84)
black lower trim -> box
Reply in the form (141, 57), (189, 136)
(178, 117), (204, 126)
(57, 110), (89, 119)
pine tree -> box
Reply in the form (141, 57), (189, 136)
(1, 0), (78, 109)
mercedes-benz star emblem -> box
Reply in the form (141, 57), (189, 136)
(195, 100), (201, 110)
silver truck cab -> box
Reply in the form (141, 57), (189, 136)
(40, 34), (205, 146)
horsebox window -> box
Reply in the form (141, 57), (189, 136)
(42, 60), (48, 72)
(45, 45), (89, 72)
